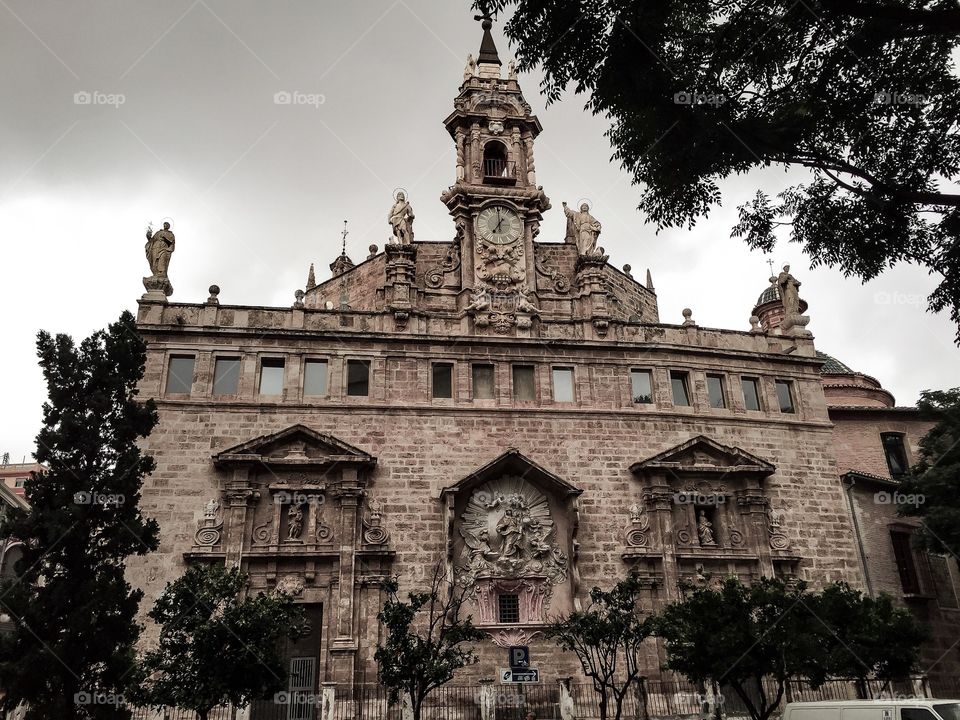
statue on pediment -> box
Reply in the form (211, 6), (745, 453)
(388, 191), (415, 244)
(563, 201), (601, 256)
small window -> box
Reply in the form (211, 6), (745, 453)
(212, 357), (241, 395)
(882, 433), (909, 477)
(552, 368), (575, 403)
(165, 355), (195, 394)
(890, 531), (921, 595)
(706, 374), (726, 409)
(630, 369), (653, 404)
(14, 478), (26, 488)
(473, 364), (495, 400)
(346, 360), (370, 397)
(303, 360), (329, 397)
(775, 380), (795, 413)
(512, 365), (536, 401)
(741, 377), (761, 411)
(901, 708), (938, 720)
(498, 593), (520, 624)
(432, 363), (453, 399)
(670, 371), (690, 407)
(258, 358), (285, 396)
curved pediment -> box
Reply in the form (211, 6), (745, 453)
(212, 425), (375, 469)
(629, 435), (775, 477)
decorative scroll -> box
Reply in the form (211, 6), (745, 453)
(362, 499), (390, 546)
(768, 508), (790, 550)
(194, 499), (223, 547)
(625, 503), (650, 548)
(535, 256), (570, 293)
(253, 518), (272, 546)
(425, 223), (463, 288)
(489, 628), (542, 649)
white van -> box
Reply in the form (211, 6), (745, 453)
(783, 700), (960, 720)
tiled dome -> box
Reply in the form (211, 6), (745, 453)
(816, 351), (855, 375)
(757, 284), (780, 306)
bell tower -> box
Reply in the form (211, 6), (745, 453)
(441, 15), (551, 333)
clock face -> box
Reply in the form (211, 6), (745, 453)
(477, 205), (522, 245)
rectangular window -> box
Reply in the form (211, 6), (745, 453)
(928, 553), (959, 609)
(212, 357), (241, 395)
(670, 371), (690, 406)
(432, 363), (453, 399)
(512, 365), (536, 401)
(552, 367), (575, 403)
(14, 478), (26, 488)
(630, 369), (653, 404)
(882, 433), (909, 477)
(741, 377), (761, 411)
(346, 360), (370, 397)
(706, 374), (726, 409)
(775, 379), (795, 413)
(258, 358), (285, 396)
(891, 531), (921, 595)
(303, 360), (329, 397)
(165, 355), (195, 394)
(498, 593), (520, 624)
(472, 364), (495, 400)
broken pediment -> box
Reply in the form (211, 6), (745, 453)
(630, 436), (775, 477)
(212, 425), (376, 469)
(440, 448), (582, 500)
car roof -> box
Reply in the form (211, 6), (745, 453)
(786, 700), (960, 707)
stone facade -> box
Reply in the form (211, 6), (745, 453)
(126, 19), (952, 706)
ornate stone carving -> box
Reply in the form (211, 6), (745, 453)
(490, 628), (540, 648)
(625, 503), (650, 548)
(472, 577), (552, 624)
(194, 498), (223, 546)
(463, 53), (477, 81)
(276, 574), (305, 596)
(767, 508), (790, 551)
(252, 517), (272, 545)
(286, 503), (305, 541)
(776, 264), (811, 336)
(388, 191), (415, 245)
(362, 498), (390, 546)
(476, 238), (524, 290)
(425, 223), (463, 288)
(697, 510), (717, 547)
(535, 255), (570, 293)
(562, 201), (602, 256)
(143, 221), (175, 299)
(457, 478), (567, 586)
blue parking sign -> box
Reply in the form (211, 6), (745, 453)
(509, 646), (529, 669)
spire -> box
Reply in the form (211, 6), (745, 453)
(645, 269), (655, 292)
(329, 221), (354, 277)
(306, 263), (316, 290)
(474, 13), (501, 78)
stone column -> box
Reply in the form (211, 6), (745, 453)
(329, 471), (363, 684)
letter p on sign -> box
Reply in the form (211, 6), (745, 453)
(509, 646), (530, 669)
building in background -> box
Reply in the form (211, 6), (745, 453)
(126, 17), (957, 708)
(0, 459), (41, 498)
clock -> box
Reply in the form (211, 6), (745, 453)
(477, 205), (522, 245)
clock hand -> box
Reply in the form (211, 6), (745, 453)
(494, 210), (505, 234)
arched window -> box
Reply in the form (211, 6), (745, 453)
(482, 141), (513, 183)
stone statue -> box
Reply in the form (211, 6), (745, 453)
(516, 285), (539, 314)
(145, 222), (175, 277)
(697, 510), (716, 547)
(464, 287), (490, 314)
(287, 503), (304, 541)
(463, 53), (477, 81)
(776, 264), (801, 318)
(507, 60), (517, 80)
(203, 499), (219, 519)
(388, 191), (415, 244)
(562, 201), (601, 256)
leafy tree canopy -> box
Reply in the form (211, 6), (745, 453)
(481, 0), (960, 340)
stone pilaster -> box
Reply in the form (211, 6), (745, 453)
(575, 254), (611, 337)
(329, 469), (363, 684)
(384, 243), (417, 328)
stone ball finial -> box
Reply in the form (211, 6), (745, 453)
(294, 289), (305, 309)
(682, 308), (696, 327)
(206, 285), (220, 305)
(749, 314), (761, 332)
(623, 263), (632, 276)
(368, 244), (379, 259)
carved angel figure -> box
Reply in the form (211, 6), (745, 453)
(697, 510), (716, 546)
(516, 285), (540, 314)
(287, 504), (304, 540)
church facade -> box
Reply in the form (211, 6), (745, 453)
(129, 19), (959, 702)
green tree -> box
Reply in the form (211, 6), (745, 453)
(480, 0), (960, 340)
(375, 563), (485, 720)
(546, 574), (653, 720)
(136, 563), (305, 720)
(898, 388), (960, 555)
(0, 311), (160, 719)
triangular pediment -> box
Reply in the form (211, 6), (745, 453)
(213, 425), (375, 468)
(630, 436), (774, 476)
(440, 448), (581, 499)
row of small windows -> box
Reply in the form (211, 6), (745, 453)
(165, 355), (793, 411)
(632, 369), (795, 413)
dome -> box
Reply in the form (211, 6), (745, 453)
(816, 351), (855, 375)
(756, 284), (781, 306)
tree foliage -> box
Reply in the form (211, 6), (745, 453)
(655, 577), (923, 720)
(481, 0), (960, 340)
(898, 387), (960, 556)
(546, 574), (653, 720)
(375, 563), (484, 720)
(0, 311), (160, 719)
(135, 563), (305, 720)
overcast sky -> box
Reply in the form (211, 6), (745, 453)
(1, 0), (958, 463)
